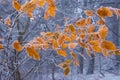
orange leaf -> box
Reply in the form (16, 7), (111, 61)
(57, 49), (67, 57)
(76, 18), (86, 27)
(26, 13), (33, 18)
(64, 35), (71, 42)
(5, 18), (11, 26)
(44, 11), (49, 20)
(97, 6), (113, 18)
(43, 43), (49, 50)
(68, 43), (78, 49)
(21, 1), (36, 18)
(87, 24), (95, 33)
(114, 50), (120, 55)
(117, 9), (120, 16)
(46, 0), (55, 6)
(12, 40), (22, 52)
(86, 17), (91, 25)
(52, 39), (58, 49)
(21, 1), (36, 12)
(46, 0), (56, 17)
(68, 24), (76, 33)
(71, 52), (79, 66)
(102, 49), (109, 58)
(78, 39), (85, 48)
(31, 0), (38, 3)
(26, 46), (40, 60)
(89, 40), (99, 46)
(58, 59), (72, 69)
(70, 34), (76, 42)
(80, 33), (86, 39)
(89, 40), (102, 52)
(57, 34), (65, 46)
(78, 28), (81, 33)
(61, 43), (68, 49)
(64, 67), (70, 76)
(91, 45), (101, 53)
(36, 0), (46, 7)
(97, 18), (105, 25)
(58, 59), (72, 76)
(47, 5), (56, 17)
(0, 44), (3, 49)
(12, 0), (21, 11)
(101, 40), (116, 51)
(84, 10), (94, 16)
(98, 25), (108, 39)
(45, 32), (53, 38)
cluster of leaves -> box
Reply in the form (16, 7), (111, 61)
(1, 1), (120, 76)
(12, 0), (56, 18)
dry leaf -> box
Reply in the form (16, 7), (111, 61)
(0, 44), (3, 49)
(26, 46), (40, 60)
(57, 34), (65, 46)
(46, 0), (55, 6)
(87, 24), (95, 33)
(68, 43), (78, 49)
(114, 50), (120, 55)
(64, 35), (71, 42)
(89, 40), (99, 45)
(21, 1), (36, 18)
(97, 6), (113, 18)
(68, 24), (76, 33)
(58, 60), (71, 76)
(61, 43), (68, 49)
(91, 45), (101, 53)
(102, 49), (109, 57)
(98, 25), (108, 39)
(78, 39), (85, 48)
(97, 18), (105, 25)
(71, 52), (79, 66)
(36, 0), (46, 7)
(80, 33), (86, 39)
(12, 0), (21, 11)
(44, 11), (50, 20)
(58, 59), (72, 69)
(5, 18), (11, 26)
(12, 40), (22, 52)
(101, 40), (116, 51)
(47, 5), (56, 17)
(84, 10), (94, 16)
(70, 34), (76, 42)
(57, 49), (67, 57)
(86, 17), (91, 25)
(117, 9), (120, 16)
(89, 40), (101, 52)
(76, 18), (86, 27)
(45, 32), (53, 38)
(52, 39), (58, 49)
(43, 43), (49, 50)
(64, 67), (70, 76)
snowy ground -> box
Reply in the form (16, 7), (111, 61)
(46, 72), (120, 80)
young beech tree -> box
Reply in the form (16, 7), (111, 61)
(1, 0), (120, 77)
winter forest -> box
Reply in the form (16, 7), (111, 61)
(0, 0), (120, 80)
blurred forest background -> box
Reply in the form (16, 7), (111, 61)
(0, 0), (120, 80)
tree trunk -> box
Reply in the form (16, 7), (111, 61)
(52, 64), (55, 80)
(77, 48), (84, 74)
(87, 54), (95, 74)
(8, 50), (21, 80)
